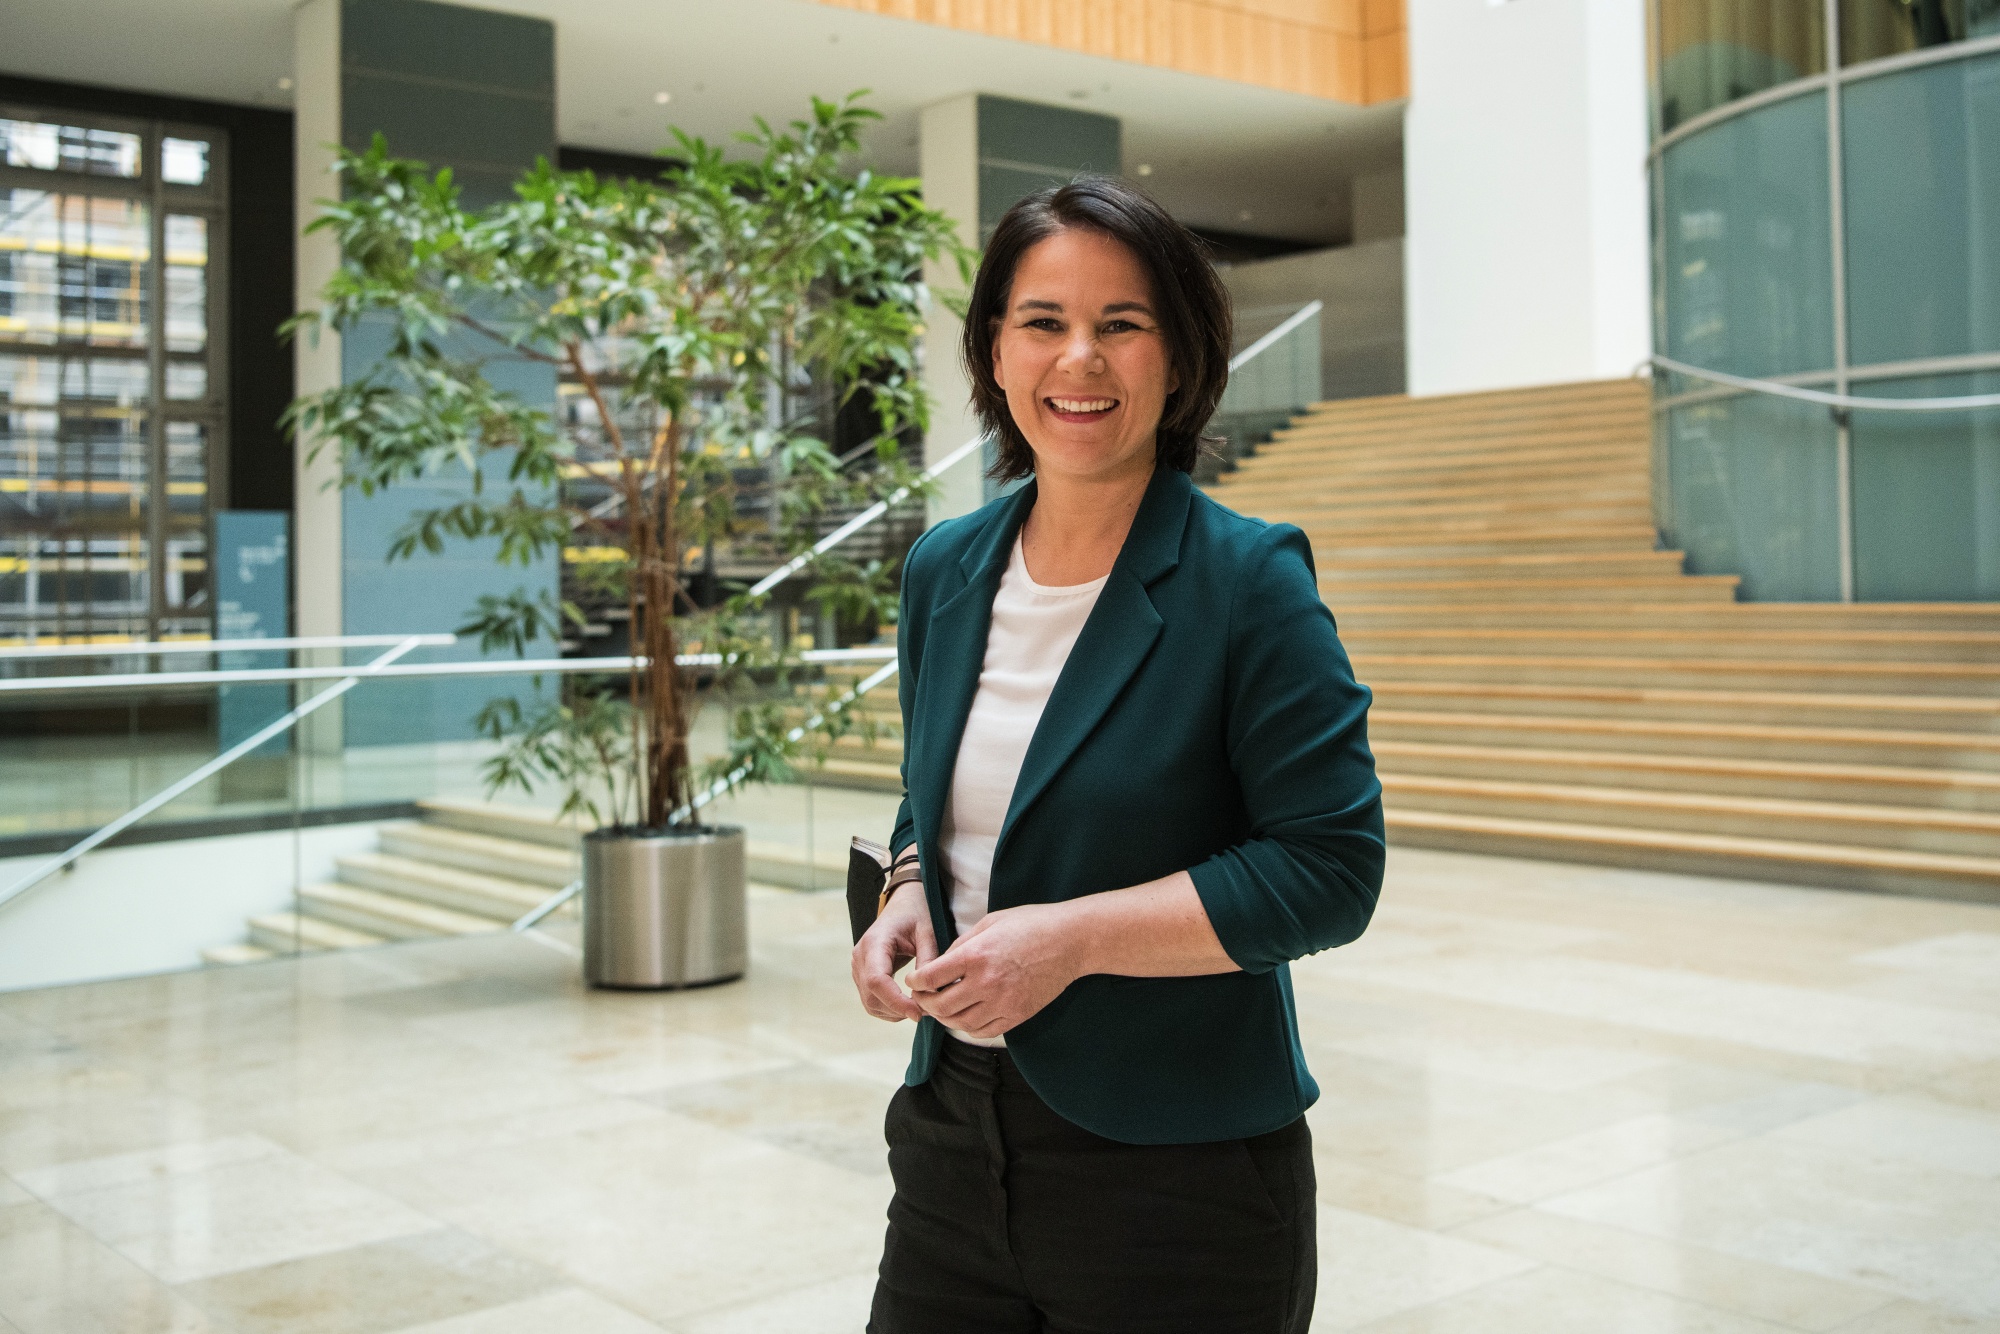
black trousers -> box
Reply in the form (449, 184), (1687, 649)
(870, 1039), (1316, 1334)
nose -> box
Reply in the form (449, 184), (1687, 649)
(1057, 327), (1105, 377)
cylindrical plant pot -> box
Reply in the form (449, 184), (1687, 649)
(583, 825), (747, 989)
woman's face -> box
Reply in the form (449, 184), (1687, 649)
(991, 227), (1177, 488)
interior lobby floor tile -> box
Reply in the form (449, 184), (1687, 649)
(1, 844), (1997, 1328)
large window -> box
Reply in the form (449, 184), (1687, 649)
(0, 108), (225, 644)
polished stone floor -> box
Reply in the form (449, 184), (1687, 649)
(2, 847), (1998, 1332)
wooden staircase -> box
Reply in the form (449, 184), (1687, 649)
(815, 379), (2000, 900)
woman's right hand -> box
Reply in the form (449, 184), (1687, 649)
(852, 879), (938, 1022)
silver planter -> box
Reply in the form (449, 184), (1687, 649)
(582, 825), (747, 989)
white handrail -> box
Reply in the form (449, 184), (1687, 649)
(1651, 354), (2000, 412)
(747, 434), (986, 597)
(0, 634), (455, 662)
(0, 646), (899, 696)
(0, 635), (437, 914)
(1228, 300), (1322, 374)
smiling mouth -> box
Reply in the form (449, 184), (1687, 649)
(1046, 396), (1119, 420)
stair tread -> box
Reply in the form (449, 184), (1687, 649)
(302, 881), (507, 933)
(247, 912), (385, 950)
(339, 850), (554, 900)
(1385, 808), (2000, 879)
(201, 943), (276, 966)
(1372, 708), (2000, 751)
(380, 822), (578, 870)
(1376, 738), (2000, 788)
(1368, 680), (2000, 718)
(1382, 773), (2000, 832)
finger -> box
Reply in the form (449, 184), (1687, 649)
(916, 980), (982, 1022)
(914, 915), (939, 969)
(867, 971), (923, 1021)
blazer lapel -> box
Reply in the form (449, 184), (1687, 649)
(992, 468), (1193, 874)
(910, 484), (1036, 855)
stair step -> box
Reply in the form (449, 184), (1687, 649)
(377, 822), (578, 888)
(1356, 653), (2000, 696)
(1376, 739), (2000, 811)
(1366, 681), (2000, 733)
(1320, 551), (1687, 580)
(1308, 524), (1662, 561)
(1222, 474), (1647, 507)
(1369, 708), (2000, 771)
(806, 755), (904, 792)
(1261, 496), (1654, 526)
(1232, 441), (1648, 483)
(246, 912), (385, 954)
(1342, 628), (2000, 663)
(1336, 603), (2000, 632)
(1382, 774), (2000, 857)
(337, 851), (552, 921)
(1385, 808), (2000, 902)
(1327, 577), (1737, 605)
(201, 942), (276, 967)
(299, 881), (505, 940)
(416, 796), (584, 849)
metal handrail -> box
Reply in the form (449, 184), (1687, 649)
(0, 634), (456, 662)
(1650, 354), (2000, 413)
(1228, 300), (1322, 375)
(0, 635), (437, 913)
(0, 646), (898, 696)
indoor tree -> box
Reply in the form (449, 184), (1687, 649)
(286, 94), (972, 830)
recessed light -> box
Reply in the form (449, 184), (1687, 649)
(277, 76), (293, 91)
(1135, 163), (1154, 177)
(1237, 210), (1253, 222)
(654, 91), (672, 104)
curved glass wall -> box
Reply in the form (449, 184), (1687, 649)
(1650, 1), (2000, 600)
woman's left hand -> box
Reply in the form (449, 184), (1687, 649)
(903, 902), (1083, 1040)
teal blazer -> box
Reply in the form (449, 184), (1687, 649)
(890, 465), (1385, 1145)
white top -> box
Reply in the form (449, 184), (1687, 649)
(938, 535), (1107, 1047)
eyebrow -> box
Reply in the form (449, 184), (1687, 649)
(1012, 299), (1158, 316)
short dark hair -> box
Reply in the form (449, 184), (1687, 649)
(962, 177), (1233, 483)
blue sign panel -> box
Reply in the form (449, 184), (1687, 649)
(214, 511), (291, 754)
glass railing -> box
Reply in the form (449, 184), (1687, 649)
(0, 637), (903, 991)
(1202, 300), (1323, 482)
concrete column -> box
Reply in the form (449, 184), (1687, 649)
(1404, 0), (1651, 396)
(288, 0), (558, 747)
(918, 93), (1122, 523)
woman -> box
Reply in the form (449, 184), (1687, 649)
(850, 176), (1384, 1334)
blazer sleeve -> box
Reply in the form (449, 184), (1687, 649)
(887, 526), (937, 861)
(1186, 522), (1385, 974)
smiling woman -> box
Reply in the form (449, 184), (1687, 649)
(849, 178), (1385, 1334)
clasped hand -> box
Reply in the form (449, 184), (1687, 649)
(850, 883), (1083, 1040)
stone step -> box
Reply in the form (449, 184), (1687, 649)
(1220, 472), (1648, 508)
(1369, 708), (2000, 772)
(246, 912), (385, 954)
(201, 942), (276, 967)
(1305, 523), (1661, 561)
(1230, 440), (1648, 484)
(1366, 681), (2000, 733)
(1385, 807), (2000, 902)
(1259, 494), (1653, 528)
(336, 851), (554, 922)
(416, 796), (583, 849)
(1335, 602), (2000, 633)
(377, 821), (578, 888)
(1376, 740), (2000, 811)
(1382, 774), (2000, 859)
(298, 881), (505, 940)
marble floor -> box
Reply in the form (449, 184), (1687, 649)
(2, 846), (1998, 1332)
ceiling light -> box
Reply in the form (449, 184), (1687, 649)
(1238, 210), (1253, 222)
(277, 76), (293, 91)
(654, 91), (672, 104)
(1135, 163), (1153, 177)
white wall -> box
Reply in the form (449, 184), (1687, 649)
(1404, 0), (1651, 397)
(0, 824), (384, 992)
(918, 94), (987, 526)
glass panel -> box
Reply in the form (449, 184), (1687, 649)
(164, 214), (207, 353)
(161, 137), (209, 186)
(1663, 392), (1844, 600)
(0, 189), (153, 349)
(166, 361), (207, 401)
(1841, 0), (2000, 66)
(164, 421), (207, 623)
(1851, 371), (2000, 599)
(1656, 0), (1827, 132)
(1842, 51), (2000, 365)
(0, 118), (143, 178)
(1659, 91), (1835, 379)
